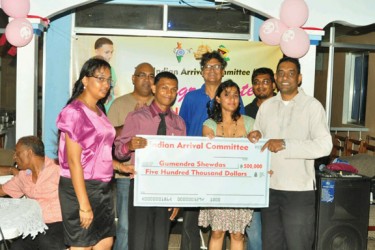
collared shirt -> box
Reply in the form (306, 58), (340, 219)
(254, 88), (332, 191)
(179, 83), (245, 136)
(2, 157), (62, 224)
(114, 101), (186, 163)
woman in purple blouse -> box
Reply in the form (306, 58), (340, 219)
(56, 58), (124, 250)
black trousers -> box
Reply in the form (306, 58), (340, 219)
(180, 208), (201, 250)
(261, 189), (316, 250)
(10, 222), (65, 250)
(128, 180), (172, 250)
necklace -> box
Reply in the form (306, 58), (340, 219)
(221, 120), (237, 137)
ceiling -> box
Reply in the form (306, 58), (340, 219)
(323, 23), (375, 41)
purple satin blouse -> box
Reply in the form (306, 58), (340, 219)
(56, 99), (115, 182)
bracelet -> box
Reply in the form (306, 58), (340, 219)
(79, 208), (92, 213)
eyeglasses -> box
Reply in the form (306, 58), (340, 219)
(253, 79), (272, 86)
(202, 64), (223, 71)
(276, 70), (297, 78)
(134, 73), (155, 80)
(89, 75), (114, 86)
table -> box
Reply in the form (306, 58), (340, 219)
(0, 198), (47, 240)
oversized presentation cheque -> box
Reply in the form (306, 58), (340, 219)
(134, 135), (270, 207)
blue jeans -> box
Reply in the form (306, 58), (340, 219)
(246, 210), (262, 250)
(113, 178), (130, 250)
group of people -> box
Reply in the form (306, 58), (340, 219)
(0, 48), (332, 250)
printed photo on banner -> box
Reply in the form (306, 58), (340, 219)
(72, 35), (282, 112)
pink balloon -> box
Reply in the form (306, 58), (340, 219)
(259, 18), (288, 46)
(280, 27), (310, 58)
(280, 0), (309, 28)
(1, 0), (30, 18)
(5, 18), (33, 47)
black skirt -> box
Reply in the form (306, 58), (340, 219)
(59, 176), (116, 247)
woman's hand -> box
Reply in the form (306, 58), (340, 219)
(206, 133), (215, 140)
(114, 161), (135, 175)
(120, 164), (135, 174)
(247, 130), (262, 143)
(79, 208), (93, 229)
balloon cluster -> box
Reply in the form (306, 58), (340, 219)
(1, 0), (33, 47)
(259, 0), (309, 58)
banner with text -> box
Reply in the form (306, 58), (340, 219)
(72, 36), (282, 112)
(134, 135), (270, 207)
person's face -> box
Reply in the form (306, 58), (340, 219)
(201, 58), (224, 85)
(252, 73), (275, 100)
(132, 64), (155, 97)
(151, 78), (178, 111)
(275, 61), (301, 99)
(13, 143), (31, 170)
(216, 86), (240, 113)
(82, 67), (112, 100)
(95, 44), (114, 62)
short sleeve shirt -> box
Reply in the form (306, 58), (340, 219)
(56, 99), (115, 182)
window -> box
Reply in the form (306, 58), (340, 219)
(167, 6), (250, 34)
(343, 52), (368, 126)
(75, 3), (163, 30)
(75, 3), (250, 39)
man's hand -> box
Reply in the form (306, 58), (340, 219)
(128, 136), (147, 151)
(10, 167), (19, 176)
(262, 139), (286, 153)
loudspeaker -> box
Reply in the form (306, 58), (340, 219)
(315, 175), (371, 250)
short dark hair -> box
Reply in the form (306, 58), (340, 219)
(94, 37), (113, 49)
(200, 51), (227, 70)
(277, 57), (301, 74)
(252, 67), (275, 84)
(154, 71), (178, 85)
(17, 136), (45, 157)
(208, 79), (241, 123)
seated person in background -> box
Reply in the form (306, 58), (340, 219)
(0, 136), (65, 250)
